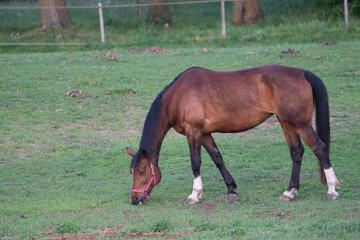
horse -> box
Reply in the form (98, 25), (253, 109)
(126, 65), (339, 205)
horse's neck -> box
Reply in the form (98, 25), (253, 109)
(141, 116), (170, 165)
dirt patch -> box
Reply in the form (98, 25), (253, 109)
(17, 150), (30, 160)
(322, 41), (337, 46)
(251, 210), (295, 220)
(65, 90), (98, 99)
(44, 232), (104, 240)
(312, 56), (325, 60)
(195, 202), (217, 212)
(95, 50), (118, 61)
(0, 161), (8, 166)
(343, 211), (360, 220)
(105, 88), (137, 95)
(192, 201), (229, 220)
(126, 129), (140, 135)
(347, 70), (360, 74)
(125, 88), (137, 94)
(43, 230), (196, 240)
(121, 231), (194, 239)
(129, 46), (178, 55)
(279, 48), (303, 58)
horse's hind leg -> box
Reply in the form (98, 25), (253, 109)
(279, 125), (304, 201)
(184, 128), (203, 205)
(201, 134), (239, 202)
(296, 125), (339, 199)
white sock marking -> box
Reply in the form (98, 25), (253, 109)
(324, 167), (339, 196)
(188, 176), (203, 202)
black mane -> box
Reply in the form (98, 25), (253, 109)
(131, 67), (200, 167)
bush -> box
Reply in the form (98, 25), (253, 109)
(349, 0), (360, 16)
(314, 0), (360, 17)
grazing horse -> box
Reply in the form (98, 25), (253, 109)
(126, 65), (339, 205)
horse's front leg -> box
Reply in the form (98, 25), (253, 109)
(184, 129), (203, 205)
(201, 134), (239, 202)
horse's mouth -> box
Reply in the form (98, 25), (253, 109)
(131, 196), (148, 205)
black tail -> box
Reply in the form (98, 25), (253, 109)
(304, 71), (330, 185)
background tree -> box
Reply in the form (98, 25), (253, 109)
(146, 0), (171, 25)
(39, 0), (72, 30)
(314, 0), (360, 18)
(232, 0), (264, 26)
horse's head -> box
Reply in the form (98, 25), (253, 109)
(126, 147), (161, 205)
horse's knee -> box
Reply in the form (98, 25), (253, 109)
(290, 146), (304, 163)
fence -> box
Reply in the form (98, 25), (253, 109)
(0, 0), (351, 47)
(1, 0), (234, 46)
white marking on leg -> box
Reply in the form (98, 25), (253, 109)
(282, 188), (298, 200)
(187, 176), (203, 202)
(324, 167), (339, 197)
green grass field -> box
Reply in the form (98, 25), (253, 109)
(1, 39), (359, 239)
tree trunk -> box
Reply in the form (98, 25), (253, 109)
(39, 0), (72, 30)
(146, 0), (171, 25)
(232, 0), (264, 26)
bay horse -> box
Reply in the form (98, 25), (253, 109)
(126, 65), (339, 205)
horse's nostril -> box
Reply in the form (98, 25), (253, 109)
(131, 196), (140, 205)
(141, 196), (146, 203)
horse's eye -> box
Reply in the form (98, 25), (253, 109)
(139, 168), (146, 175)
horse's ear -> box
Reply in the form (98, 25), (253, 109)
(126, 147), (135, 157)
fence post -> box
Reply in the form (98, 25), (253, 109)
(98, 2), (105, 43)
(344, 0), (349, 30)
(221, 0), (226, 38)
(137, 0), (141, 16)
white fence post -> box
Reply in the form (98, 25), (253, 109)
(221, 0), (226, 38)
(344, 0), (349, 30)
(98, 2), (105, 43)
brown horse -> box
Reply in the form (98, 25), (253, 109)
(126, 65), (339, 205)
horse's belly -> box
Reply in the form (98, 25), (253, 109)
(203, 112), (272, 134)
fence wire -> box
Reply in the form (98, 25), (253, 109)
(0, 0), (243, 9)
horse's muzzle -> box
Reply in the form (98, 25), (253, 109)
(131, 195), (147, 205)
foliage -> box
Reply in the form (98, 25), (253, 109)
(314, 0), (360, 17)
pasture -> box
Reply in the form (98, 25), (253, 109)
(1, 41), (359, 239)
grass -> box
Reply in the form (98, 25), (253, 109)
(1, 39), (359, 239)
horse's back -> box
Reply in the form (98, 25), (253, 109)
(164, 65), (314, 134)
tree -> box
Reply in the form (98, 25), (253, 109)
(38, 0), (72, 30)
(146, 0), (171, 25)
(232, 0), (264, 26)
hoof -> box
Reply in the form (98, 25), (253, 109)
(184, 198), (199, 205)
(280, 188), (297, 201)
(225, 193), (239, 202)
(280, 194), (294, 201)
(326, 193), (339, 200)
